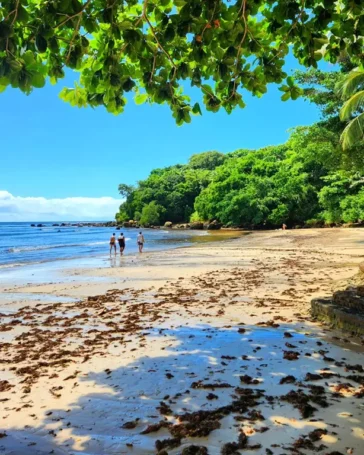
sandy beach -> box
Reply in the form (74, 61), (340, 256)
(1, 228), (364, 455)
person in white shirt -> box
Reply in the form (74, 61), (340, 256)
(137, 231), (145, 253)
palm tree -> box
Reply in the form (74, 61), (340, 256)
(339, 68), (364, 150)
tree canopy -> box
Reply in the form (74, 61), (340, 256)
(116, 152), (222, 224)
(117, 67), (364, 227)
(1, 0), (364, 123)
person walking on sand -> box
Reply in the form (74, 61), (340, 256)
(282, 223), (287, 230)
(109, 233), (117, 255)
(118, 232), (126, 255)
(137, 231), (145, 253)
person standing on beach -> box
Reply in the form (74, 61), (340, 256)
(282, 223), (287, 230)
(137, 231), (145, 253)
(109, 233), (117, 255)
(118, 232), (126, 255)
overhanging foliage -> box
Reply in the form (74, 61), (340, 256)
(1, 0), (364, 123)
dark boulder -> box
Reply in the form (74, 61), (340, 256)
(206, 220), (222, 230)
(190, 222), (204, 230)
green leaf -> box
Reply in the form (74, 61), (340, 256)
(134, 93), (148, 105)
(287, 76), (295, 87)
(35, 35), (47, 53)
(31, 73), (45, 88)
(192, 102), (202, 115)
(22, 51), (35, 65)
(281, 92), (290, 101)
(201, 84), (214, 96)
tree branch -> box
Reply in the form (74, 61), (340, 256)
(144, 14), (177, 75)
(66, 16), (82, 62)
(201, 0), (219, 39)
(229, 0), (248, 99)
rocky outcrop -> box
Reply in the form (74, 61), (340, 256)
(123, 220), (139, 228)
(205, 220), (222, 230)
(311, 268), (364, 335)
(164, 221), (173, 228)
(190, 222), (204, 230)
(174, 223), (190, 229)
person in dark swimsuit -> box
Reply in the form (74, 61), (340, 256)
(118, 233), (125, 255)
(109, 233), (116, 255)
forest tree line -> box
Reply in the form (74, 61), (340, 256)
(116, 67), (364, 228)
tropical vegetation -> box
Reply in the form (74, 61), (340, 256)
(117, 67), (364, 227)
(339, 69), (364, 150)
(1, 0), (364, 124)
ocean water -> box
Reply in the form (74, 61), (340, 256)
(0, 222), (205, 269)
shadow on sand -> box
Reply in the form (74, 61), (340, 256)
(2, 322), (364, 454)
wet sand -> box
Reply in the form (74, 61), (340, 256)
(0, 228), (364, 454)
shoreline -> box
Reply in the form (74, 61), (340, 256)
(0, 228), (364, 454)
(0, 230), (248, 291)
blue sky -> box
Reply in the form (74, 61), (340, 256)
(0, 55), (334, 220)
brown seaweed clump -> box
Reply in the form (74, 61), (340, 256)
(280, 390), (317, 418)
(221, 431), (248, 455)
(240, 374), (259, 385)
(0, 380), (14, 392)
(155, 437), (181, 451)
(283, 351), (300, 361)
(279, 375), (296, 385)
(181, 445), (208, 455)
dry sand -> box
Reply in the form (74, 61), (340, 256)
(0, 228), (364, 455)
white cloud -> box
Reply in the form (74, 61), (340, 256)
(0, 190), (122, 221)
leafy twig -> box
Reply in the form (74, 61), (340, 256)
(144, 15), (177, 75)
(54, 0), (92, 29)
(201, 0), (219, 39)
(229, 0), (248, 99)
(66, 16), (82, 62)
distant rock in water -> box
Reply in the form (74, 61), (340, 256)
(31, 221), (119, 228)
(164, 221), (173, 228)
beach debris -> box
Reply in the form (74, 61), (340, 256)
(240, 375), (259, 385)
(122, 418), (140, 429)
(181, 446), (208, 455)
(0, 381), (14, 392)
(281, 390), (318, 418)
(157, 401), (173, 415)
(280, 375), (296, 384)
(191, 381), (233, 389)
(155, 437), (181, 451)
(304, 373), (323, 381)
(140, 421), (171, 434)
(283, 350), (300, 360)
